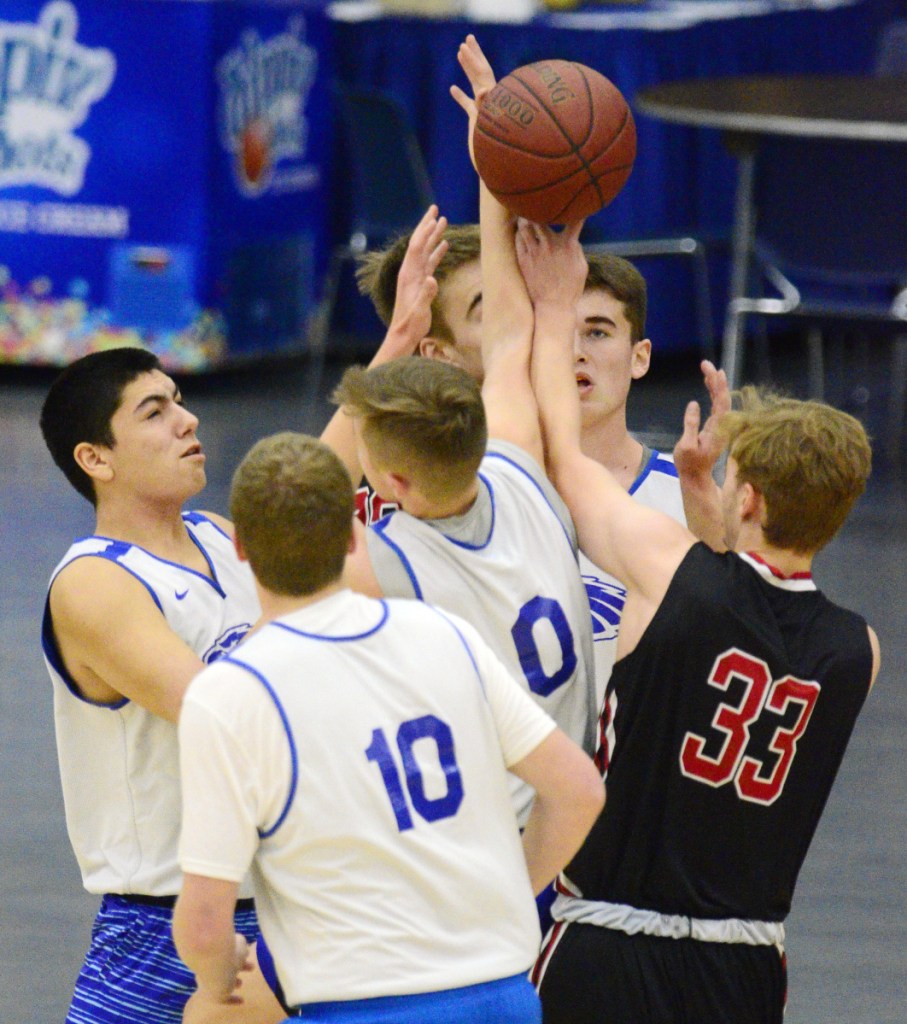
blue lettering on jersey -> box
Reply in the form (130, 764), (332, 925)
(203, 624), (252, 663)
(584, 575), (626, 642)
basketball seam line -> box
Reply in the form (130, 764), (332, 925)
(510, 64), (605, 213)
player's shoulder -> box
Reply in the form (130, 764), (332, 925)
(50, 549), (159, 625)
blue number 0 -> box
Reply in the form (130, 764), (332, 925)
(511, 595), (577, 697)
(365, 714), (464, 832)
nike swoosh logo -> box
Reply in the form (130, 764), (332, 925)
(175, 589), (189, 601)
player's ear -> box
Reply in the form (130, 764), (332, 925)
(630, 339), (652, 380)
(740, 481), (762, 522)
(419, 336), (455, 364)
(73, 442), (114, 485)
(386, 471), (411, 503)
(233, 533), (248, 563)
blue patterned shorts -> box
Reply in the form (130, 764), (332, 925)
(65, 894), (259, 1024)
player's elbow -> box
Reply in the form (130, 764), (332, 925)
(573, 757), (606, 831)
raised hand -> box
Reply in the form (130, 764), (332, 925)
(515, 219), (587, 310)
(387, 204), (449, 354)
(674, 359), (731, 482)
(450, 34), (497, 173)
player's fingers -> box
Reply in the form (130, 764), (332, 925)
(563, 220), (585, 245)
(449, 84), (475, 117)
(680, 400), (702, 446)
(421, 277), (439, 304)
(427, 238), (449, 273)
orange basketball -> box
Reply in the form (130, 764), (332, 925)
(474, 59), (636, 224)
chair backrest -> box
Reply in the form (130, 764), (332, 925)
(334, 86), (436, 243)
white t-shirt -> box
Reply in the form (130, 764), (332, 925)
(179, 589), (555, 1007)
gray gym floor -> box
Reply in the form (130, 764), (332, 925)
(2, 343), (905, 1022)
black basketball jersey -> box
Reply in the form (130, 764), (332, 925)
(564, 543), (872, 923)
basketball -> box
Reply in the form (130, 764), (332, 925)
(474, 59), (636, 224)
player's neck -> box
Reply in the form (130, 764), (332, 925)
(256, 580), (346, 626)
(94, 498), (192, 555)
(411, 477), (480, 520)
(580, 415), (644, 492)
(734, 524), (814, 577)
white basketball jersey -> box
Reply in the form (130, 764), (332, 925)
(581, 449), (686, 711)
(366, 440), (597, 825)
(178, 591), (554, 1006)
(42, 512), (259, 896)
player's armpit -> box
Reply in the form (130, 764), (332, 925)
(49, 557), (204, 722)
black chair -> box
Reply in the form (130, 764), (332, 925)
(313, 86), (436, 349)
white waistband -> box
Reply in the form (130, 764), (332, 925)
(552, 894), (785, 947)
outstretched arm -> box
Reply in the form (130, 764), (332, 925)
(320, 205), (449, 483)
(522, 221), (694, 635)
(673, 359), (731, 550)
(451, 35), (543, 464)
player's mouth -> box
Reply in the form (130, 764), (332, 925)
(181, 442), (205, 461)
(576, 372), (593, 396)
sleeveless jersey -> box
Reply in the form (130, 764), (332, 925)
(559, 544), (872, 924)
(580, 448), (685, 712)
(178, 591), (553, 1007)
(365, 440), (597, 825)
(42, 512), (259, 896)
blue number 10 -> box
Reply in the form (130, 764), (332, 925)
(365, 714), (464, 832)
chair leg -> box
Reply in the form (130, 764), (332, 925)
(310, 246), (350, 354)
(806, 326), (825, 400)
(887, 333), (907, 465)
(692, 244), (715, 362)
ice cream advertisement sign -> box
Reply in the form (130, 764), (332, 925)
(217, 16), (319, 197)
(0, 1), (116, 196)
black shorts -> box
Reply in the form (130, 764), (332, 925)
(535, 922), (786, 1024)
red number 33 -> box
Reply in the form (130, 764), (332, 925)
(679, 648), (821, 805)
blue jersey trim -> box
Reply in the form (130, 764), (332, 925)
(372, 518), (423, 600)
(483, 451), (573, 550)
(88, 530), (227, 598)
(41, 596), (130, 708)
(270, 600), (389, 642)
(430, 607), (487, 699)
(43, 548), (165, 709)
(225, 655), (299, 840)
(629, 450), (677, 496)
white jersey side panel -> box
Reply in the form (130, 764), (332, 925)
(42, 512), (259, 896)
(179, 591), (552, 1005)
(367, 441), (596, 825)
(582, 450), (686, 711)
